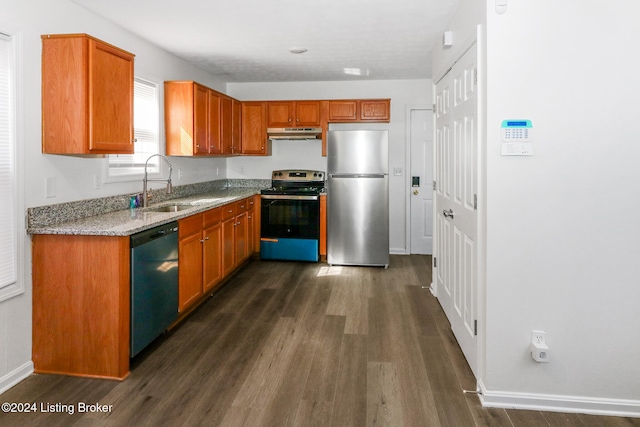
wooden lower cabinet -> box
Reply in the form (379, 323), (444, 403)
(32, 234), (130, 380)
(178, 207), (225, 313)
(221, 204), (237, 277)
(320, 194), (327, 259)
(220, 196), (256, 276)
(202, 212), (223, 293)
(31, 196), (259, 380)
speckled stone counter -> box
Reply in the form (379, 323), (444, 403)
(27, 179), (270, 236)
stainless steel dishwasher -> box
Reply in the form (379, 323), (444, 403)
(130, 221), (179, 357)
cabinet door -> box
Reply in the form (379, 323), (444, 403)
(235, 211), (248, 264)
(232, 99), (242, 154)
(178, 231), (203, 312)
(267, 102), (294, 127)
(42, 35), (134, 155)
(208, 90), (222, 154)
(88, 38), (134, 153)
(295, 101), (321, 126)
(247, 206), (255, 255)
(221, 216), (236, 277)
(221, 96), (233, 154)
(194, 84), (209, 154)
(202, 222), (222, 293)
(328, 100), (358, 122)
(319, 194), (327, 258)
(241, 102), (268, 155)
(360, 99), (390, 122)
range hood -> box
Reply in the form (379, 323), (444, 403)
(267, 127), (322, 140)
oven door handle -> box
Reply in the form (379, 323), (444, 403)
(260, 194), (319, 201)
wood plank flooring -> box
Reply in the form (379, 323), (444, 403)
(1, 255), (639, 426)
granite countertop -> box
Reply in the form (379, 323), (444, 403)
(27, 187), (262, 237)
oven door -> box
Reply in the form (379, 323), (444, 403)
(260, 194), (320, 261)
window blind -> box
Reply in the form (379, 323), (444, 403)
(0, 32), (17, 290)
(109, 77), (160, 176)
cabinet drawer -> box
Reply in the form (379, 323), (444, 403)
(221, 203), (237, 220)
(203, 207), (222, 227)
(236, 199), (250, 212)
(246, 196), (256, 211)
(179, 213), (203, 239)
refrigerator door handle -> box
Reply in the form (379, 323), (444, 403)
(329, 173), (387, 178)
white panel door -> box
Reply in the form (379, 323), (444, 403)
(434, 44), (478, 376)
(410, 108), (433, 254)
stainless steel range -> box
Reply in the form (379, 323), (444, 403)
(260, 169), (325, 262)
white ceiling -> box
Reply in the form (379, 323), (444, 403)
(73, 0), (462, 83)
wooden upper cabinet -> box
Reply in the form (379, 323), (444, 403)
(193, 84), (209, 154)
(267, 102), (293, 127)
(328, 100), (358, 122)
(220, 95), (234, 155)
(328, 99), (390, 123)
(208, 90), (222, 154)
(360, 99), (390, 121)
(165, 81), (232, 156)
(241, 102), (269, 155)
(295, 101), (321, 126)
(232, 99), (242, 154)
(267, 101), (321, 127)
(42, 34), (135, 155)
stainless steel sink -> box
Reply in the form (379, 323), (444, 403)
(145, 204), (192, 213)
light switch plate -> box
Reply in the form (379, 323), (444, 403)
(45, 176), (56, 198)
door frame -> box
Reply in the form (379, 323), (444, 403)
(431, 31), (486, 384)
(405, 104), (433, 256)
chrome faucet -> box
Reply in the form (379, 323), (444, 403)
(142, 154), (173, 208)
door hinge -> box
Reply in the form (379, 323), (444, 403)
(474, 320), (478, 336)
(433, 257), (437, 268)
(433, 180), (436, 191)
(473, 68), (478, 85)
(474, 194), (477, 210)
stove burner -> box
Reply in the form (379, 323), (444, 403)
(262, 169), (325, 196)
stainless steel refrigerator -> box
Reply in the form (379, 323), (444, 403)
(327, 130), (389, 267)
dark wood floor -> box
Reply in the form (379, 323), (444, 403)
(1, 255), (638, 426)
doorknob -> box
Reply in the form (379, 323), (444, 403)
(443, 209), (454, 219)
(413, 189), (419, 195)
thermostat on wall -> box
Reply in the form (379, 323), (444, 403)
(501, 119), (533, 156)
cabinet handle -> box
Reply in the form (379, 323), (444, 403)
(200, 239), (205, 243)
(205, 236), (210, 240)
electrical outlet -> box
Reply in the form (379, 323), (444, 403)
(93, 174), (102, 190)
(531, 330), (549, 363)
(532, 330), (546, 346)
(178, 169), (183, 180)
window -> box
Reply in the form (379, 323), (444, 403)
(0, 31), (20, 301)
(108, 77), (160, 178)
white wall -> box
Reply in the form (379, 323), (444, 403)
(0, 0), (229, 393)
(484, 1), (640, 410)
(434, 0), (640, 414)
(228, 80), (432, 254)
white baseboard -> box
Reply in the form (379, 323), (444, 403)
(479, 384), (640, 418)
(389, 248), (408, 255)
(0, 361), (34, 395)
